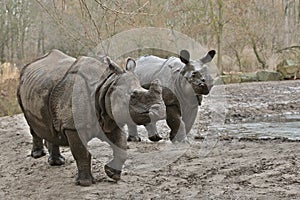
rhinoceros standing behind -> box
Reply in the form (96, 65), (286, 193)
(17, 49), (166, 186)
(127, 50), (215, 142)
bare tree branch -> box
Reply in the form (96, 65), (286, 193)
(94, 0), (153, 16)
(35, 0), (88, 50)
(79, 0), (102, 41)
(276, 45), (300, 53)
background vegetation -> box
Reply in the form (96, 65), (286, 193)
(0, 0), (300, 72)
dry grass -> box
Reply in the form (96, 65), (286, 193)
(0, 79), (21, 117)
(0, 63), (21, 117)
(0, 63), (19, 83)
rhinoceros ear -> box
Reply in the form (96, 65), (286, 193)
(125, 58), (136, 72)
(200, 50), (216, 64)
(179, 50), (190, 64)
(106, 57), (124, 74)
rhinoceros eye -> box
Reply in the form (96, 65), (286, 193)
(191, 71), (198, 78)
(131, 90), (139, 98)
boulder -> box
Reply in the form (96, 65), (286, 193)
(240, 73), (258, 82)
(277, 59), (300, 79)
(214, 74), (241, 85)
(256, 70), (282, 81)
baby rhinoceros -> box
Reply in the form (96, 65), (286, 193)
(127, 49), (215, 142)
(17, 50), (166, 186)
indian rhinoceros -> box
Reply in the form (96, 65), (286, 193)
(127, 49), (215, 142)
(17, 49), (166, 186)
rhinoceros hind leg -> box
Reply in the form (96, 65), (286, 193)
(47, 142), (65, 166)
(105, 128), (127, 181)
(145, 124), (162, 142)
(65, 130), (94, 186)
(30, 128), (46, 158)
(31, 148), (46, 158)
(127, 125), (141, 142)
(127, 135), (141, 142)
(148, 134), (163, 142)
(48, 155), (65, 166)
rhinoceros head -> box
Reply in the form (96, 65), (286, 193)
(106, 58), (166, 127)
(179, 49), (215, 96)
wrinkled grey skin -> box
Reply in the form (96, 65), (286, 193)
(128, 50), (215, 142)
(17, 49), (165, 186)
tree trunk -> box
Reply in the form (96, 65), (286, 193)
(217, 0), (223, 75)
(209, 0), (224, 75)
(37, 19), (45, 55)
(283, 0), (290, 46)
(251, 37), (267, 69)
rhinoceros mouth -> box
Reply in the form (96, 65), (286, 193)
(130, 112), (151, 125)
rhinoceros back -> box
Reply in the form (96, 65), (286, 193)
(135, 56), (184, 91)
(18, 50), (76, 138)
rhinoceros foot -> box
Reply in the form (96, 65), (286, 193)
(148, 134), (163, 142)
(127, 135), (141, 142)
(31, 148), (46, 158)
(75, 172), (95, 186)
(104, 165), (121, 181)
(171, 137), (190, 145)
(48, 155), (65, 166)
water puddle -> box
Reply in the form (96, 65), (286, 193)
(211, 114), (300, 140)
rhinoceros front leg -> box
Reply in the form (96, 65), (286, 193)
(127, 125), (141, 142)
(182, 106), (198, 134)
(30, 128), (46, 158)
(145, 123), (163, 142)
(127, 124), (162, 142)
(166, 105), (187, 142)
(46, 142), (65, 166)
(104, 128), (127, 181)
(65, 130), (95, 186)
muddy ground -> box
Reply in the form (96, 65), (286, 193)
(0, 80), (299, 200)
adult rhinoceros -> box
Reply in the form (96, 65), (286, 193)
(17, 49), (166, 186)
(127, 49), (215, 142)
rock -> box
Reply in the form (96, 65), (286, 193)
(277, 60), (300, 79)
(213, 76), (225, 85)
(213, 75), (241, 85)
(240, 73), (258, 82)
(230, 74), (242, 83)
(256, 70), (282, 81)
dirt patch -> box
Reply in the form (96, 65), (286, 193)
(0, 80), (299, 199)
